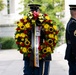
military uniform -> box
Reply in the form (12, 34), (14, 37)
(65, 17), (76, 61)
(65, 5), (76, 75)
(23, 4), (51, 75)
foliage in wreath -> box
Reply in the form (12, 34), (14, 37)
(15, 11), (59, 60)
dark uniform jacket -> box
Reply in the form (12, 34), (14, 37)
(23, 26), (51, 67)
(23, 26), (51, 61)
(65, 17), (76, 61)
(23, 30), (51, 61)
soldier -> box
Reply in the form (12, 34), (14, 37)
(65, 5), (76, 75)
(23, 4), (51, 75)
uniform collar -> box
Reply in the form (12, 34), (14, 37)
(71, 17), (76, 20)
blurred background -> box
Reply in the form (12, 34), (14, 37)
(0, 0), (76, 49)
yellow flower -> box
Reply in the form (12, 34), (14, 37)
(45, 16), (50, 20)
(50, 21), (53, 24)
(53, 32), (56, 34)
(25, 23), (30, 28)
(55, 35), (58, 41)
(39, 13), (44, 22)
(46, 47), (52, 53)
(18, 22), (23, 27)
(18, 30), (20, 32)
(21, 47), (27, 53)
(48, 39), (53, 44)
(15, 34), (20, 38)
(23, 16), (27, 19)
(25, 39), (30, 46)
(20, 25), (25, 30)
(44, 24), (49, 29)
(42, 23), (44, 26)
(39, 13), (43, 17)
(31, 19), (35, 23)
(20, 42), (23, 45)
(15, 39), (17, 42)
(42, 48), (47, 53)
(21, 38), (24, 41)
(28, 12), (33, 19)
(53, 25), (57, 30)
(29, 12), (33, 15)
(48, 34), (54, 38)
(49, 27), (53, 32)
(28, 47), (32, 53)
(20, 33), (26, 38)
(54, 40), (56, 44)
(29, 16), (33, 19)
(39, 18), (44, 22)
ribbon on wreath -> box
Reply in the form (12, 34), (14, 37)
(30, 25), (41, 67)
(34, 26), (41, 67)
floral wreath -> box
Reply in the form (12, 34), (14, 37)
(15, 11), (59, 60)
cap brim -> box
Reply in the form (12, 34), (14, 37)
(28, 4), (41, 7)
(69, 5), (76, 7)
(70, 8), (76, 10)
(69, 5), (76, 10)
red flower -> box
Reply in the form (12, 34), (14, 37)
(43, 20), (47, 22)
(53, 43), (56, 46)
(44, 14), (48, 16)
(28, 54), (31, 57)
(38, 46), (42, 51)
(44, 41), (49, 45)
(52, 38), (55, 40)
(20, 50), (23, 54)
(21, 43), (25, 46)
(48, 20), (52, 22)
(56, 31), (59, 34)
(16, 28), (20, 31)
(26, 45), (30, 48)
(33, 11), (39, 20)
(42, 54), (46, 58)
(45, 31), (50, 34)
(16, 42), (19, 44)
(23, 22), (27, 25)
(24, 30), (27, 34)
(20, 18), (24, 22)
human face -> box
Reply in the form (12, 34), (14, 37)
(70, 10), (76, 19)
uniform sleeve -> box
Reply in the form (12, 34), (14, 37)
(65, 21), (71, 44)
(65, 27), (70, 44)
(69, 21), (76, 49)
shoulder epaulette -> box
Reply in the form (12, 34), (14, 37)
(72, 19), (76, 23)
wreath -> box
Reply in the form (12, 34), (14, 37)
(15, 11), (59, 60)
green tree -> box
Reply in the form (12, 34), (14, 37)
(0, 0), (5, 11)
(19, 0), (65, 46)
